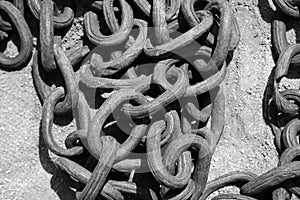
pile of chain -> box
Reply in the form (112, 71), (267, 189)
(0, 0), (266, 199)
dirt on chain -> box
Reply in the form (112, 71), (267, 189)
(0, 0), (294, 199)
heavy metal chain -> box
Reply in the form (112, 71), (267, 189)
(5, 0), (294, 199)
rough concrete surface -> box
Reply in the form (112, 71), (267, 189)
(0, 0), (292, 199)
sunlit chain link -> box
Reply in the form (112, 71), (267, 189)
(0, 0), (32, 69)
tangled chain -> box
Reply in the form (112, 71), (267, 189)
(5, 0), (296, 199)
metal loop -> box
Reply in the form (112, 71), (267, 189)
(76, 122), (148, 170)
(32, 45), (89, 103)
(84, 0), (133, 46)
(192, 127), (214, 152)
(54, 156), (123, 200)
(147, 120), (193, 189)
(32, 45), (79, 115)
(64, 91), (90, 149)
(184, 61), (227, 97)
(274, 0), (300, 18)
(160, 110), (182, 146)
(90, 19), (148, 76)
(144, 10), (213, 58)
(160, 111), (191, 196)
(200, 171), (258, 200)
(272, 11), (300, 66)
(80, 61), (149, 89)
(184, 103), (212, 124)
(77, 136), (117, 200)
(86, 89), (147, 159)
(241, 161), (300, 196)
(163, 134), (211, 200)
(103, 0), (120, 33)
(27, 0), (74, 29)
(122, 64), (189, 119)
(0, 1), (32, 69)
(115, 124), (148, 162)
(274, 44), (300, 115)
(108, 180), (159, 200)
(41, 87), (83, 157)
(279, 145), (300, 196)
(281, 118), (300, 150)
(181, 0), (239, 51)
(0, 0), (25, 31)
(12, 0), (24, 15)
(152, 0), (172, 45)
(65, 130), (87, 149)
(128, 0), (180, 22)
(183, 0), (232, 97)
(39, 0), (55, 71)
(210, 87), (225, 152)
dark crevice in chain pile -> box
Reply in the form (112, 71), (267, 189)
(0, 0), (242, 199)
